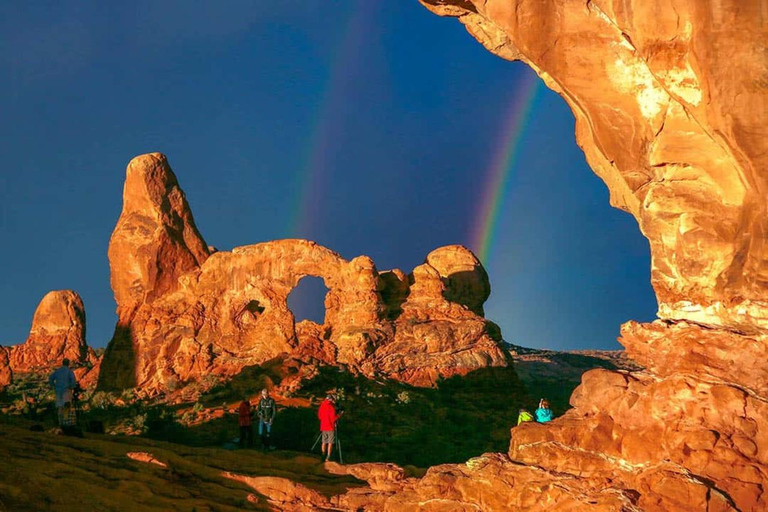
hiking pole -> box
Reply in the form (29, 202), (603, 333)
(335, 428), (343, 464)
(311, 432), (322, 452)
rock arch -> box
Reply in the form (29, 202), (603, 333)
(98, 155), (509, 392)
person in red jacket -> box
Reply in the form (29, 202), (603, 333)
(318, 394), (342, 462)
(238, 397), (254, 448)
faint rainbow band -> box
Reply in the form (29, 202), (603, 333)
(289, 3), (377, 236)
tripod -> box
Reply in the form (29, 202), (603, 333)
(311, 425), (343, 464)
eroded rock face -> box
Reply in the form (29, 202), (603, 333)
(230, 456), (661, 511)
(0, 348), (11, 390)
(2, 290), (100, 389)
(98, 154), (507, 393)
(421, 0), (768, 332)
(108, 152), (210, 320)
(425, 245), (490, 316)
(9, 291), (90, 372)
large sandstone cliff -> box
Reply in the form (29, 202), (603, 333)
(422, 0), (768, 332)
(98, 153), (508, 393)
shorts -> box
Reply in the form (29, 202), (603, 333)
(55, 389), (73, 408)
(321, 430), (335, 444)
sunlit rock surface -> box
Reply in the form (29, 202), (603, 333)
(98, 153), (508, 393)
(0, 347), (11, 390)
(422, 0), (768, 332)
(1, 290), (99, 389)
(108, 152), (211, 320)
(371, 0), (768, 510)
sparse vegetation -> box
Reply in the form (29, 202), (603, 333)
(1, 352), (605, 471)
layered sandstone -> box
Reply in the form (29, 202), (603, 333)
(108, 152), (210, 320)
(98, 154), (507, 393)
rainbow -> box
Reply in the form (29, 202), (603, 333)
(471, 72), (542, 264)
(289, 3), (378, 237)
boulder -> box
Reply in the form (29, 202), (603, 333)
(8, 291), (89, 372)
(425, 245), (490, 316)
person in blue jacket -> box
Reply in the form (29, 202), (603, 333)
(535, 398), (553, 423)
(49, 359), (78, 425)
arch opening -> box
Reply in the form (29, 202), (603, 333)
(287, 276), (330, 326)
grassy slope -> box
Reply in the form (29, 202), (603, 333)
(0, 417), (363, 512)
(0, 350), (639, 510)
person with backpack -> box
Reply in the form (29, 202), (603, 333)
(257, 388), (276, 449)
(535, 399), (554, 423)
(318, 394), (342, 462)
(517, 408), (534, 425)
(48, 359), (78, 426)
(238, 397), (254, 448)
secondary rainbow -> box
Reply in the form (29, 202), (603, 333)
(471, 72), (542, 264)
(289, 3), (377, 237)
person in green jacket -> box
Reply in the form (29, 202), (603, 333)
(517, 408), (534, 425)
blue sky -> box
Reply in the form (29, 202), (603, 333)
(0, 1), (656, 350)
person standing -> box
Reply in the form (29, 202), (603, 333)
(257, 388), (276, 449)
(535, 399), (554, 423)
(48, 359), (77, 426)
(318, 394), (341, 462)
(238, 397), (254, 448)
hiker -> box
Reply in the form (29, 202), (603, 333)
(318, 394), (342, 462)
(517, 408), (534, 425)
(238, 397), (254, 448)
(257, 388), (276, 449)
(48, 359), (77, 426)
(535, 399), (553, 423)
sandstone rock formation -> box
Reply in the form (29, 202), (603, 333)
(1, 290), (99, 389)
(0, 347), (11, 390)
(229, 456), (661, 510)
(422, 0), (767, 333)
(8, 291), (89, 370)
(108, 152), (210, 320)
(98, 154), (508, 393)
(377, 1), (768, 510)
